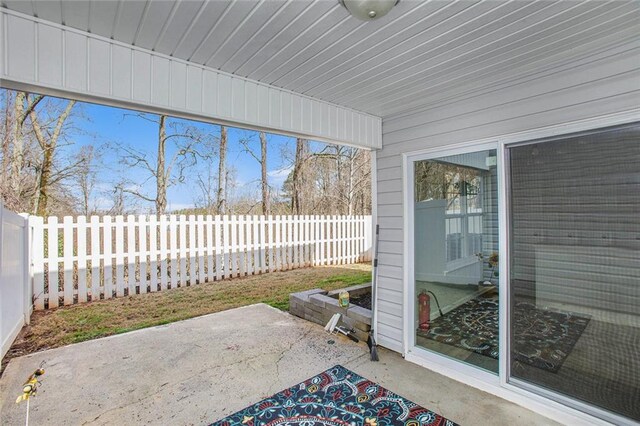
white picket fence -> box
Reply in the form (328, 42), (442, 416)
(31, 214), (372, 310)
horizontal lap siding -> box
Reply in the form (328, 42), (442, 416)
(0, 10), (381, 150)
(374, 38), (640, 353)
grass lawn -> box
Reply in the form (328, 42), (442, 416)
(3, 264), (371, 372)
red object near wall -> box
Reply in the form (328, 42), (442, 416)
(418, 290), (430, 331)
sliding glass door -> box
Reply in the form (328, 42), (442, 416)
(413, 149), (500, 373)
(507, 123), (640, 421)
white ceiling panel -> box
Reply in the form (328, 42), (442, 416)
(171, 0), (234, 59)
(205, 0), (287, 69)
(190, 0), (259, 65)
(2, 0), (31, 15)
(61, 0), (91, 30)
(219, 0), (313, 73)
(1, 0), (637, 118)
(233, 1), (336, 76)
(88, 0), (119, 37)
(153, 0), (206, 54)
(31, 0), (62, 23)
(133, 0), (175, 50)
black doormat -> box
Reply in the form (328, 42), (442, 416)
(419, 298), (590, 372)
(211, 365), (457, 426)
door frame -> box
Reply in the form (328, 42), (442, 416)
(400, 108), (640, 425)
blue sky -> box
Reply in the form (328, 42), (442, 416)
(70, 100), (303, 212)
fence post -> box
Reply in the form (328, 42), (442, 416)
(90, 216), (100, 301)
(103, 215), (113, 299)
(162, 215), (171, 290)
(138, 215), (147, 294)
(196, 215), (205, 284)
(77, 216), (87, 303)
(114, 215), (125, 297)
(206, 215), (214, 283)
(30, 216), (44, 310)
(148, 214), (158, 292)
(364, 215), (372, 262)
(179, 215), (187, 286)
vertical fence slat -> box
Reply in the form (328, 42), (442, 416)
(90, 216), (100, 301)
(47, 217), (59, 308)
(304, 215), (313, 266)
(160, 215), (169, 291)
(215, 215), (223, 281)
(348, 216), (352, 264)
(312, 215), (317, 266)
(274, 215), (281, 271)
(114, 216), (125, 297)
(149, 215), (158, 292)
(238, 215), (246, 276)
(188, 215), (196, 285)
(169, 215), (178, 289)
(178, 215), (187, 286)
(31, 216), (45, 309)
(139, 215), (147, 294)
(196, 215), (204, 284)
(62, 216), (74, 305)
(318, 216), (324, 266)
(77, 216), (87, 303)
(254, 215), (261, 274)
(206, 215), (214, 283)
(230, 215), (238, 277)
(126, 215), (136, 295)
(295, 216), (304, 268)
(103, 216), (113, 299)
(266, 215), (273, 273)
(222, 215), (230, 279)
(248, 216), (255, 275)
(288, 216), (294, 270)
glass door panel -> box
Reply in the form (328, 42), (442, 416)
(413, 149), (499, 373)
(508, 123), (640, 421)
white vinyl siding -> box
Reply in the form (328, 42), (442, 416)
(374, 38), (640, 353)
(0, 9), (381, 150)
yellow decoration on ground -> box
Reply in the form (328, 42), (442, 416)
(15, 369), (45, 404)
(241, 415), (254, 424)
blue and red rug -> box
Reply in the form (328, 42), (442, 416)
(211, 365), (456, 426)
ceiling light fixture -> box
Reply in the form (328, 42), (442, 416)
(339, 0), (400, 21)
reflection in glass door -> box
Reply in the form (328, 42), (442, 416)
(413, 149), (499, 373)
(508, 123), (640, 421)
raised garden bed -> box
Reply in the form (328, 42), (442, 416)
(289, 283), (372, 340)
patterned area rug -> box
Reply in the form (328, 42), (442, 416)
(420, 298), (590, 372)
(211, 365), (457, 426)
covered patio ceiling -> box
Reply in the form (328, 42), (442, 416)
(2, 0), (637, 118)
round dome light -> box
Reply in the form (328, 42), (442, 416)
(340, 0), (400, 21)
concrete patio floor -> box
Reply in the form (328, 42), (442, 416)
(0, 304), (557, 425)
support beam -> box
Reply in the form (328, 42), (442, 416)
(0, 9), (381, 150)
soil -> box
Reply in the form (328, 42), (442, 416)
(348, 292), (372, 310)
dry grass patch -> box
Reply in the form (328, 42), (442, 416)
(3, 264), (371, 371)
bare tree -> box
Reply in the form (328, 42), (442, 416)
(290, 138), (309, 214)
(11, 92), (44, 192)
(1, 91), (13, 183)
(239, 131), (270, 215)
(260, 132), (270, 215)
(216, 126), (227, 214)
(281, 143), (371, 216)
(30, 98), (77, 216)
(75, 145), (98, 216)
(117, 114), (208, 215)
